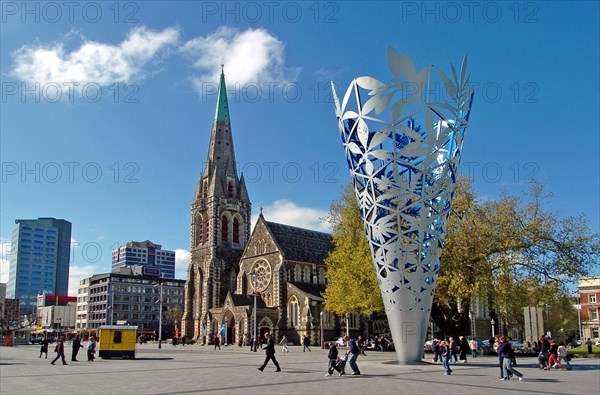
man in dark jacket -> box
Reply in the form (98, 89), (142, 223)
(71, 335), (83, 362)
(257, 332), (281, 372)
(51, 336), (68, 365)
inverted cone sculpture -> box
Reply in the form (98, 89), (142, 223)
(332, 47), (474, 364)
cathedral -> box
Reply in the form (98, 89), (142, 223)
(182, 69), (343, 346)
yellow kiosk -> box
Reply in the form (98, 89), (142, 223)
(98, 325), (138, 359)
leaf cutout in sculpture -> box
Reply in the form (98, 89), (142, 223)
(356, 76), (387, 93)
(356, 118), (370, 148)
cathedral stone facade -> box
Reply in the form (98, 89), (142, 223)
(182, 70), (344, 345)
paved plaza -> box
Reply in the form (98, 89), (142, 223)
(1, 343), (599, 394)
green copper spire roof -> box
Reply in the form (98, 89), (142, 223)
(214, 66), (230, 124)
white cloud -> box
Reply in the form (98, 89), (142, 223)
(1, 238), (13, 283)
(68, 264), (101, 296)
(175, 249), (191, 280)
(11, 27), (179, 89)
(181, 27), (300, 92)
(0, 258), (8, 283)
(254, 199), (331, 232)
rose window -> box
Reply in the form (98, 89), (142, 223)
(251, 261), (272, 291)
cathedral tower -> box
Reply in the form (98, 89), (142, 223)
(182, 68), (251, 341)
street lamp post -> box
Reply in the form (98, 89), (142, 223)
(320, 311), (324, 349)
(491, 319), (495, 338)
(56, 317), (62, 338)
(155, 282), (164, 349)
(345, 313), (349, 337)
(577, 294), (583, 342)
(249, 272), (258, 352)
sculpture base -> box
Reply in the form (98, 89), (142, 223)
(387, 308), (431, 364)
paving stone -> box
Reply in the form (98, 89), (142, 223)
(2, 344), (599, 394)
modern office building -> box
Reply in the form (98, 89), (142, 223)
(6, 218), (72, 312)
(78, 267), (185, 337)
(111, 240), (175, 279)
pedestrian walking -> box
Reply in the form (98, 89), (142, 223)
(441, 340), (452, 375)
(257, 332), (281, 372)
(71, 334), (83, 361)
(87, 336), (96, 362)
(39, 336), (49, 359)
(470, 339), (478, 358)
(280, 335), (289, 353)
(459, 336), (470, 363)
(303, 335), (311, 352)
(380, 335), (387, 352)
(181, 336), (186, 346)
(548, 339), (564, 370)
(50, 337), (68, 365)
(557, 342), (571, 370)
(449, 337), (458, 363)
(497, 336), (524, 381)
(432, 339), (441, 363)
(586, 338), (593, 354)
(538, 335), (550, 369)
(343, 335), (361, 375)
(357, 335), (367, 356)
(213, 335), (221, 350)
(326, 342), (339, 376)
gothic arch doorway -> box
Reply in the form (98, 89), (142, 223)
(223, 310), (235, 345)
(258, 317), (274, 340)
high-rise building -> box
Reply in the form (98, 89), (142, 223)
(7, 217), (72, 312)
(111, 240), (175, 279)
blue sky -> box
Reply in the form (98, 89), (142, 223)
(1, 1), (599, 294)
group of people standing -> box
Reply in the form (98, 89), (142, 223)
(42, 334), (97, 366)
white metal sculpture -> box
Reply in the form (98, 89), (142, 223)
(332, 47), (474, 363)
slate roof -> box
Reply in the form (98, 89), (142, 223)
(264, 220), (333, 264)
(288, 282), (326, 301)
(231, 293), (266, 308)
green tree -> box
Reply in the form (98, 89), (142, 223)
(323, 178), (599, 340)
(322, 184), (383, 315)
(433, 178), (598, 338)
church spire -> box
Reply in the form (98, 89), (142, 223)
(214, 65), (230, 124)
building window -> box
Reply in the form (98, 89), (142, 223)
(294, 266), (301, 282)
(590, 308), (598, 321)
(590, 294), (597, 303)
(347, 313), (359, 329)
(303, 267), (311, 283)
(288, 297), (299, 327)
(203, 181), (208, 198)
(227, 181), (234, 198)
(195, 217), (203, 246)
(221, 216), (229, 242)
(204, 219), (210, 243)
(233, 218), (240, 243)
(593, 328), (599, 338)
